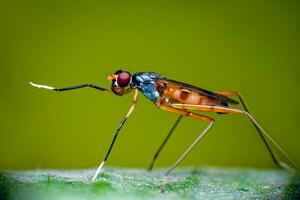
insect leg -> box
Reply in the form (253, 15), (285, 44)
(158, 105), (214, 192)
(91, 89), (139, 181)
(215, 91), (282, 169)
(29, 82), (111, 92)
(172, 103), (298, 171)
(148, 115), (183, 171)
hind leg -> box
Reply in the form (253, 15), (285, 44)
(171, 102), (297, 171)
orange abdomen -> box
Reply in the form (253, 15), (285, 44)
(164, 87), (223, 106)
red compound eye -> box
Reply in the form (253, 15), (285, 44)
(117, 71), (131, 87)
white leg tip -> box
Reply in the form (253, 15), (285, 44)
(91, 161), (105, 181)
(29, 81), (55, 90)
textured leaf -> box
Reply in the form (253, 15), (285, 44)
(0, 167), (299, 200)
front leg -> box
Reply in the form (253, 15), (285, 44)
(91, 89), (139, 181)
(29, 82), (111, 92)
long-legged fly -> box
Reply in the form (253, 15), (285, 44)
(29, 70), (297, 191)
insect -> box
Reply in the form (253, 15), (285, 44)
(30, 70), (297, 191)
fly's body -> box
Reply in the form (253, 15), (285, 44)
(29, 69), (298, 192)
(131, 72), (236, 110)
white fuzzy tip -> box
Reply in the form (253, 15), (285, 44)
(29, 82), (55, 90)
(91, 161), (105, 181)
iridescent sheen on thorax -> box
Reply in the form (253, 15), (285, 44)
(131, 72), (164, 102)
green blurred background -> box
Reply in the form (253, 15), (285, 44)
(0, 0), (299, 170)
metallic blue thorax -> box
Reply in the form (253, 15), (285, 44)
(131, 72), (164, 102)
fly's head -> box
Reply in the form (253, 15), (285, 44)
(107, 70), (133, 96)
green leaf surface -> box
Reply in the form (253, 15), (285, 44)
(1, 167), (299, 200)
